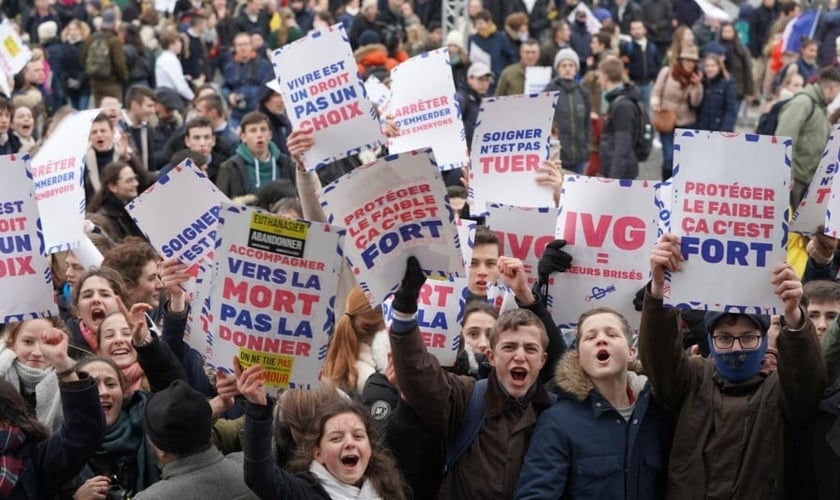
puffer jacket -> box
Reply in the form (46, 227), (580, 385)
(776, 84), (831, 187)
(515, 352), (672, 499)
(545, 77), (590, 166)
(696, 74), (738, 132)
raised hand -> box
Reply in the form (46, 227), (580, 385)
(209, 369), (239, 418)
(771, 262), (803, 327)
(650, 233), (683, 299)
(498, 256), (534, 303)
(117, 297), (153, 346)
(807, 225), (837, 265)
(159, 258), (191, 313)
(39, 327), (75, 375)
(233, 356), (267, 406)
(534, 160), (563, 207)
(287, 128), (314, 170)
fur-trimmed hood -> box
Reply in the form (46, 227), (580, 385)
(355, 329), (390, 394)
(555, 350), (647, 402)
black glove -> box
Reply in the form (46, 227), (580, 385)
(538, 240), (573, 285)
(632, 286), (645, 312)
(391, 256), (426, 315)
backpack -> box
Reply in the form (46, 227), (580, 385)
(755, 93), (817, 135)
(614, 94), (653, 162)
(443, 379), (557, 474)
(85, 34), (112, 79)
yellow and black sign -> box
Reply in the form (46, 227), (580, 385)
(247, 212), (309, 258)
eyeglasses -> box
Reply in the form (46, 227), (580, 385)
(711, 334), (762, 350)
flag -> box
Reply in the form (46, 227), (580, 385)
(782, 8), (821, 54)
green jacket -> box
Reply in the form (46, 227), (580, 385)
(494, 63), (526, 97)
(775, 84), (831, 186)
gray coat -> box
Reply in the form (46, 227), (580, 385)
(133, 447), (258, 500)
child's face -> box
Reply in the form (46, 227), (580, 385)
(0, 109), (11, 134)
(12, 107), (34, 138)
(577, 312), (635, 381)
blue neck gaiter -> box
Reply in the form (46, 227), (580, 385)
(707, 333), (768, 383)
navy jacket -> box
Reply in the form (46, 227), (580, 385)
(623, 39), (660, 85)
(515, 353), (672, 500)
(11, 376), (105, 500)
(456, 86), (483, 148)
(467, 32), (517, 93)
(545, 78), (591, 165)
(600, 84), (641, 179)
(696, 74), (738, 132)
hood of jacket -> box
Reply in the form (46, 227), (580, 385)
(605, 82), (642, 103)
(554, 350), (646, 402)
(354, 43), (389, 63)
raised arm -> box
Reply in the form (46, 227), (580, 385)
(119, 299), (188, 392)
(639, 234), (703, 410)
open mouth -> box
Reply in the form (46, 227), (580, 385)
(341, 455), (359, 467)
(111, 348), (130, 357)
(596, 349), (610, 362)
(91, 307), (106, 322)
(510, 367), (527, 382)
(101, 401), (113, 412)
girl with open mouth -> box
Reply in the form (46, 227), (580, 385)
(67, 268), (126, 358)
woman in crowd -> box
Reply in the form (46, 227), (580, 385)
(11, 105), (36, 153)
(696, 53), (738, 132)
(651, 45), (703, 180)
(67, 268), (126, 358)
(237, 360), (409, 499)
(102, 239), (162, 317)
(0, 329), (105, 499)
(718, 21), (754, 117)
(0, 317), (68, 432)
(86, 161), (146, 243)
(665, 25), (695, 65)
(155, 30), (194, 102)
(122, 24), (155, 91)
(63, 300), (186, 499)
(59, 20), (90, 111)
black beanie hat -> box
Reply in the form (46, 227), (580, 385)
(144, 380), (212, 454)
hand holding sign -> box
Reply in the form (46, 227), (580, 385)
(160, 257), (191, 313)
(498, 256), (534, 303)
(771, 263), (803, 326)
(534, 160), (564, 207)
(209, 369), (239, 418)
(650, 233), (683, 300)
(807, 225), (837, 265)
(233, 356), (267, 406)
(287, 128), (315, 168)
(392, 256), (426, 315)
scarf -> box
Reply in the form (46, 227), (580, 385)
(708, 333), (768, 383)
(122, 362), (145, 395)
(309, 460), (383, 500)
(0, 426), (26, 497)
(670, 61), (695, 89)
(0, 347), (63, 433)
(81, 391), (159, 493)
(79, 321), (99, 353)
(477, 22), (497, 38)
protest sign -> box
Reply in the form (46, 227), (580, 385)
(0, 21), (31, 84)
(154, 0), (176, 13)
(382, 278), (467, 365)
(0, 154), (57, 322)
(272, 24), (382, 171)
(524, 66), (552, 94)
(31, 109), (100, 253)
(388, 48), (468, 171)
(486, 203), (558, 287)
(364, 75), (391, 118)
(566, 4), (602, 34)
(549, 176), (655, 330)
(204, 203), (345, 390)
(320, 151), (464, 306)
(456, 218), (476, 269)
(468, 93), (556, 213)
(127, 159), (229, 268)
(793, 127), (840, 235)
(185, 258), (214, 358)
(668, 130), (789, 313)
(655, 181), (672, 237)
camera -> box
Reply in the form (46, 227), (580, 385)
(106, 475), (133, 500)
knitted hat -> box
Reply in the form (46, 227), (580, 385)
(444, 30), (464, 51)
(37, 21), (58, 42)
(554, 47), (580, 72)
(144, 380), (212, 454)
(101, 8), (117, 30)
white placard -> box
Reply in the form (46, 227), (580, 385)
(549, 176), (656, 330)
(319, 150), (464, 306)
(486, 203), (558, 288)
(272, 24), (383, 171)
(668, 130), (789, 313)
(388, 48), (469, 171)
(204, 203), (345, 390)
(468, 93), (557, 214)
(363, 75), (391, 117)
(31, 109), (100, 253)
(794, 127), (840, 235)
(0, 21), (31, 79)
(0, 154), (57, 322)
(524, 66), (552, 94)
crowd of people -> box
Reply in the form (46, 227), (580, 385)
(2, 0), (840, 498)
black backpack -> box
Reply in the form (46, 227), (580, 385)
(756, 93), (817, 135)
(614, 95), (653, 162)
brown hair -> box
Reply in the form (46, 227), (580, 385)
(292, 399), (409, 500)
(76, 355), (128, 393)
(322, 286), (385, 393)
(803, 280), (840, 306)
(101, 237), (160, 292)
(598, 55), (624, 83)
(0, 379), (49, 443)
(489, 308), (548, 349)
(473, 227), (499, 247)
(703, 53), (730, 80)
(3, 316), (66, 348)
(160, 30), (182, 50)
(239, 111), (271, 132)
(71, 267), (127, 313)
(576, 307), (633, 344)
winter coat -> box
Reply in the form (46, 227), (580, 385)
(639, 288), (826, 500)
(514, 352), (672, 499)
(650, 66), (703, 126)
(720, 40), (754, 99)
(776, 84), (831, 186)
(672, 0), (702, 27)
(123, 43), (155, 88)
(234, 10), (269, 39)
(388, 293), (564, 500)
(509, 0), (550, 39)
(495, 62), (526, 96)
(467, 29), (517, 89)
(60, 40), (89, 99)
(696, 74), (738, 132)
(791, 387), (840, 500)
(600, 84), (640, 179)
(354, 43), (401, 79)
(641, 0), (674, 44)
(570, 21), (592, 71)
(221, 56), (274, 120)
(8, 375), (105, 500)
(456, 85), (483, 147)
(43, 39), (66, 111)
(545, 77), (591, 166)
(80, 30), (129, 86)
(216, 143), (296, 198)
(623, 39), (660, 85)
(94, 193), (146, 243)
(133, 447), (257, 500)
(348, 14), (381, 50)
(817, 9), (840, 66)
(749, 4), (778, 57)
